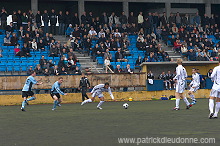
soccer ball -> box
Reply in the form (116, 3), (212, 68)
(123, 103), (129, 109)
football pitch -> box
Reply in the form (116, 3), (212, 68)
(0, 99), (219, 146)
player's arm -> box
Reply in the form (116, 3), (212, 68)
(55, 84), (65, 95)
(108, 87), (115, 100)
(210, 68), (217, 82)
(31, 77), (42, 85)
(173, 67), (180, 80)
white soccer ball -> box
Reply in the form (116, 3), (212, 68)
(123, 103), (129, 109)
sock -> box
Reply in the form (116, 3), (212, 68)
(175, 99), (180, 108)
(183, 97), (190, 106)
(27, 97), (36, 101)
(209, 99), (215, 114)
(53, 100), (58, 109)
(97, 101), (105, 108)
(21, 101), (26, 108)
(84, 98), (92, 103)
(214, 102), (220, 116)
(190, 94), (195, 101)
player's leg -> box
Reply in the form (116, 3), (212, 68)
(164, 81), (168, 90)
(181, 93), (192, 109)
(173, 82), (182, 110)
(188, 90), (196, 104)
(52, 95), (59, 110)
(21, 94), (27, 111)
(213, 97), (220, 118)
(174, 92), (180, 110)
(81, 93), (95, 105)
(27, 91), (36, 102)
(97, 96), (105, 110)
(81, 87), (85, 101)
(168, 81), (172, 90)
(82, 87), (89, 100)
(209, 90), (217, 118)
(57, 96), (62, 107)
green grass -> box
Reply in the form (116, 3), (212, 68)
(0, 99), (219, 146)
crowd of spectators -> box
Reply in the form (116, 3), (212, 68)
(164, 12), (220, 61)
(1, 7), (220, 76)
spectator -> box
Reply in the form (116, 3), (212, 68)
(147, 70), (154, 79)
(59, 67), (67, 75)
(83, 67), (92, 75)
(42, 10), (49, 34)
(10, 33), (18, 46)
(193, 12), (201, 26)
(128, 12), (137, 25)
(17, 26), (25, 40)
(34, 64), (43, 75)
(31, 39), (38, 50)
(35, 11), (42, 28)
(49, 45), (59, 57)
(44, 68), (51, 76)
(38, 39), (45, 51)
(73, 66), (82, 75)
(173, 39), (182, 53)
(21, 12), (28, 30)
(52, 65), (60, 76)
(0, 8), (8, 29)
(17, 10), (22, 29)
(49, 9), (57, 35)
(147, 52), (157, 62)
(66, 24), (74, 36)
(188, 49), (196, 61)
(135, 56), (142, 66)
(207, 69), (213, 78)
(137, 12), (144, 30)
(5, 22), (14, 34)
(39, 55), (47, 68)
(115, 48), (127, 62)
(165, 71), (173, 90)
(158, 71), (167, 90)
(114, 64), (123, 73)
(72, 13), (80, 26)
(21, 43), (32, 57)
(104, 57), (113, 73)
(14, 44), (21, 56)
(4, 34), (11, 46)
(197, 69), (205, 89)
(119, 11), (127, 24)
(27, 66), (33, 75)
(104, 48), (112, 61)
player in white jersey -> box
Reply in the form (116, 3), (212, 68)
(188, 68), (200, 105)
(208, 59), (220, 119)
(81, 82), (114, 109)
(173, 59), (192, 110)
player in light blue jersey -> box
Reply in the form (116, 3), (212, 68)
(50, 77), (67, 110)
(81, 82), (115, 110)
(21, 71), (42, 111)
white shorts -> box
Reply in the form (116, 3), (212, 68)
(189, 86), (199, 92)
(91, 91), (104, 98)
(210, 89), (220, 98)
(176, 81), (185, 93)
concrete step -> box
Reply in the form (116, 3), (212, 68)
(169, 56), (181, 58)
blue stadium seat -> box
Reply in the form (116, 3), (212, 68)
(7, 66), (13, 72)
(21, 66), (27, 71)
(0, 65), (6, 71)
(14, 65), (21, 72)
